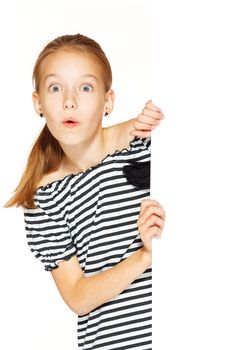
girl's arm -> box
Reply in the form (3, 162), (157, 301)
(52, 247), (151, 316)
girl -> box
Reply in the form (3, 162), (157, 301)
(5, 33), (166, 349)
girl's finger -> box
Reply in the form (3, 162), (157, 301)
(137, 114), (163, 125)
(137, 114), (156, 125)
(130, 130), (151, 138)
(133, 120), (160, 131)
(142, 107), (164, 118)
(140, 198), (162, 210)
(138, 214), (154, 228)
(145, 100), (162, 112)
(138, 201), (159, 218)
(151, 215), (164, 228)
(138, 206), (165, 226)
(144, 215), (164, 230)
(154, 207), (166, 221)
(134, 121), (153, 130)
(149, 225), (162, 238)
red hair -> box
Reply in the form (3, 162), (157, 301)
(5, 34), (112, 208)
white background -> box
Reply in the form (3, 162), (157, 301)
(0, 0), (232, 349)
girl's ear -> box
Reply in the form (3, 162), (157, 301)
(32, 91), (43, 116)
(104, 89), (114, 115)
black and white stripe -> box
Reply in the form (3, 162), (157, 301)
(24, 136), (152, 350)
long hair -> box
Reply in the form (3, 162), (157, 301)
(5, 34), (112, 208)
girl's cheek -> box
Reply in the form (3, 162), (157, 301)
(45, 95), (61, 106)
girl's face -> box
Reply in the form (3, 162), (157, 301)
(32, 49), (114, 146)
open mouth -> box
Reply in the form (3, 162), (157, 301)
(63, 119), (80, 127)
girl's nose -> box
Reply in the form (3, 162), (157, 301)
(64, 102), (75, 109)
(63, 94), (77, 110)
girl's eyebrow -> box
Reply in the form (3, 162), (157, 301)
(43, 73), (98, 83)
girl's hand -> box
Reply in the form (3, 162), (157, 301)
(137, 198), (166, 255)
(130, 100), (165, 138)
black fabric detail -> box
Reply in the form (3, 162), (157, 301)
(123, 161), (150, 189)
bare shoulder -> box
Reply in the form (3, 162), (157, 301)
(37, 168), (66, 188)
(105, 118), (137, 152)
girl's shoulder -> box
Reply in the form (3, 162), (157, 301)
(37, 168), (67, 189)
(106, 123), (135, 154)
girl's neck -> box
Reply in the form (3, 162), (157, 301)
(60, 128), (108, 174)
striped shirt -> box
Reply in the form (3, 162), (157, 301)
(24, 136), (152, 350)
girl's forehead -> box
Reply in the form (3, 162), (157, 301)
(38, 49), (103, 82)
(41, 49), (99, 70)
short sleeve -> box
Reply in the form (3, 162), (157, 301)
(24, 206), (77, 271)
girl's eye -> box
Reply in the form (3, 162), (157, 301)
(48, 84), (62, 92)
(80, 84), (93, 92)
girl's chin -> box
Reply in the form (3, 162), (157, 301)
(59, 140), (81, 147)
(58, 136), (85, 148)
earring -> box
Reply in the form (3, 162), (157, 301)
(104, 112), (108, 116)
(40, 113), (43, 117)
